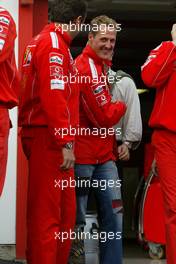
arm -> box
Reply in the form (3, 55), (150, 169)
(36, 45), (76, 169)
(0, 10), (16, 63)
(81, 77), (126, 128)
(117, 143), (130, 161)
(121, 77), (142, 149)
(141, 39), (176, 88)
(112, 77), (142, 150)
(36, 43), (76, 136)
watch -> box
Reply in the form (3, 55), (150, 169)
(64, 142), (73, 150)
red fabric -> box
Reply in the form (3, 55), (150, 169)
(112, 199), (122, 209)
(143, 178), (166, 244)
(19, 23), (79, 146)
(74, 45), (126, 164)
(152, 130), (176, 264)
(0, 108), (10, 196)
(143, 143), (154, 180)
(19, 23), (78, 264)
(141, 41), (176, 132)
(0, 7), (19, 108)
(143, 143), (165, 244)
(21, 127), (76, 264)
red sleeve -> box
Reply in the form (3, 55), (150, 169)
(141, 41), (176, 88)
(0, 10), (16, 63)
(76, 60), (126, 127)
(80, 77), (126, 128)
(36, 44), (75, 146)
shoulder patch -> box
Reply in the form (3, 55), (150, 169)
(23, 47), (32, 66)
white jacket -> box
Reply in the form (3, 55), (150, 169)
(109, 69), (142, 149)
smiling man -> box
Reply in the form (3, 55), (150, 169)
(70, 16), (126, 264)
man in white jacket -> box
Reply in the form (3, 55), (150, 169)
(109, 69), (142, 161)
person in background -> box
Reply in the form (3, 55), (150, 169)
(0, 6), (19, 196)
(109, 69), (142, 161)
(18, 1), (87, 263)
(141, 24), (176, 264)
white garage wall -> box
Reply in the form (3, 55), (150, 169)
(0, 0), (19, 244)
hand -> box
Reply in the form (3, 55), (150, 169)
(60, 148), (75, 170)
(171, 24), (176, 44)
(118, 143), (130, 161)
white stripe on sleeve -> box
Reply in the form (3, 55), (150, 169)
(50, 32), (59, 49)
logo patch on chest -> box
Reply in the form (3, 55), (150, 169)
(49, 52), (64, 65)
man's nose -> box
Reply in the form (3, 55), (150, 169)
(105, 40), (112, 49)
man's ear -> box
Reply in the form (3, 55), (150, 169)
(88, 32), (94, 42)
(74, 16), (85, 25)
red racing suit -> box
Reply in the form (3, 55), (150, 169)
(0, 6), (19, 196)
(74, 44), (126, 164)
(141, 41), (176, 131)
(19, 23), (78, 146)
(19, 23), (79, 264)
(141, 41), (176, 264)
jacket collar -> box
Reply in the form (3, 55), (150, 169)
(43, 23), (72, 47)
(83, 44), (112, 67)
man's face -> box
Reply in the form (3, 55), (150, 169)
(89, 27), (117, 60)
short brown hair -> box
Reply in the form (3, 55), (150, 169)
(50, 0), (87, 24)
(90, 15), (118, 36)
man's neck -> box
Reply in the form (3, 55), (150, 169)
(55, 23), (78, 40)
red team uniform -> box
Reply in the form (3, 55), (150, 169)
(19, 24), (79, 264)
(0, 6), (19, 196)
(75, 44), (126, 164)
(142, 41), (176, 264)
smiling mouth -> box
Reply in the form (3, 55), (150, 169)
(102, 50), (112, 54)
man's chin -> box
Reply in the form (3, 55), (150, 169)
(99, 54), (110, 60)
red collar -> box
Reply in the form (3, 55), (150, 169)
(83, 44), (112, 67)
(43, 23), (72, 47)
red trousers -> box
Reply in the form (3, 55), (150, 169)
(21, 127), (76, 264)
(152, 130), (176, 264)
(0, 108), (10, 196)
